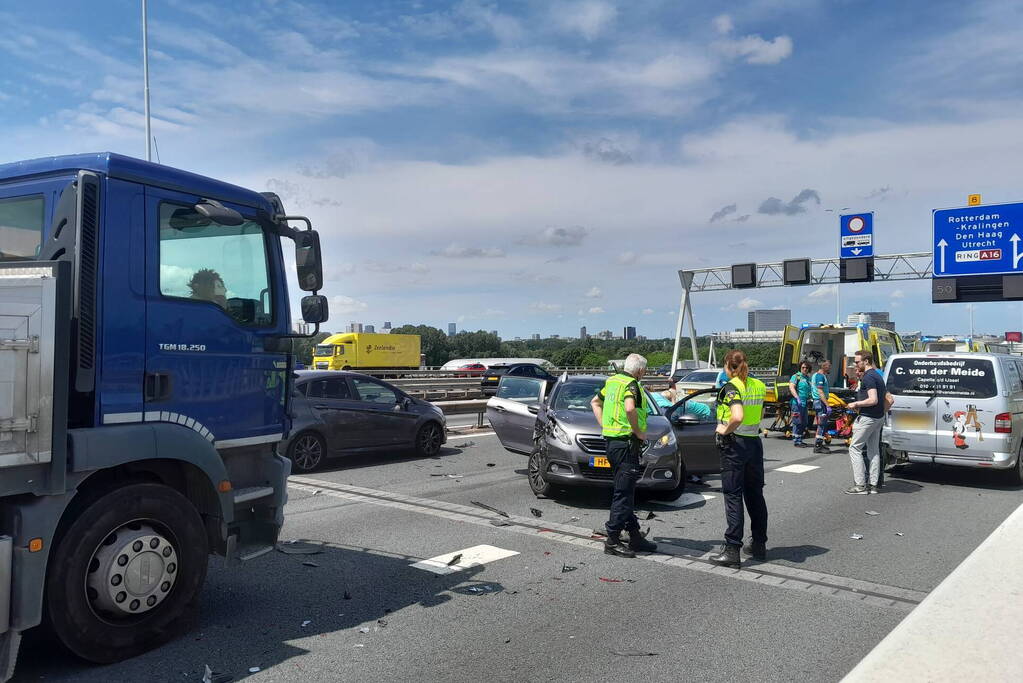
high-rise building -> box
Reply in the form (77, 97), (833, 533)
(623, 326), (637, 340)
(382, 321), (392, 334)
(747, 309), (791, 332)
(490, 330), (499, 338)
(448, 322), (457, 336)
(531, 333), (541, 341)
(580, 326), (588, 339)
(846, 312), (895, 331)
(597, 330), (614, 340)
(364, 324), (375, 333)
(346, 322), (364, 333)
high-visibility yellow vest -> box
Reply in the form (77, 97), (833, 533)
(599, 373), (648, 437)
(716, 376), (766, 438)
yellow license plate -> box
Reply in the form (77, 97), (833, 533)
(896, 413), (932, 430)
(486, 376), (499, 381)
(590, 456), (611, 468)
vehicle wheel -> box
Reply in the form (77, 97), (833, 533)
(527, 447), (552, 498)
(288, 432), (326, 472)
(649, 462), (687, 501)
(416, 422), (443, 457)
(45, 483), (208, 663)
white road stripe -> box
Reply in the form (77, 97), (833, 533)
(410, 544), (519, 575)
(774, 464), (821, 474)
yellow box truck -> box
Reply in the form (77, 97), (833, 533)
(312, 333), (422, 371)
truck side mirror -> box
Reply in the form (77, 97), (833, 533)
(301, 295), (328, 324)
(294, 230), (323, 292)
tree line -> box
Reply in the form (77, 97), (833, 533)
(292, 325), (781, 369)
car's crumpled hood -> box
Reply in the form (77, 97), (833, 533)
(549, 409), (670, 439)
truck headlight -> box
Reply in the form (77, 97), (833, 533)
(655, 431), (677, 449)
(551, 421), (572, 445)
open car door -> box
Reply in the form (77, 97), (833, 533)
(775, 325), (802, 401)
(486, 376), (548, 454)
(666, 387), (722, 474)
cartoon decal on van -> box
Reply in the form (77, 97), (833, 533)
(949, 405), (984, 449)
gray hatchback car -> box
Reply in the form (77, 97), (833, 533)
(487, 374), (721, 500)
(280, 370), (447, 472)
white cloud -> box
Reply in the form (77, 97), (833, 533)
(431, 244), (506, 258)
(617, 251), (638, 265)
(713, 14), (734, 35)
(716, 34), (793, 65)
(588, 306), (605, 314)
(530, 301), (563, 312)
(585, 286), (602, 298)
(642, 308), (654, 315)
(332, 295), (368, 314)
(519, 225), (589, 246)
(552, 1), (618, 41)
(806, 285), (838, 301)
(721, 296), (763, 311)
(483, 308), (506, 317)
(890, 289), (906, 299)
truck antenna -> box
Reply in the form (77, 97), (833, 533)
(142, 0), (152, 161)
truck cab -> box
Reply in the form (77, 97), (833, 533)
(0, 153), (327, 675)
(775, 323), (905, 400)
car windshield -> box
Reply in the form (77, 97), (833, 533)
(887, 357), (997, 399)
(682, 371), (718, 382)
(315, 344), (334, 356)
(552, 381), (602, 411)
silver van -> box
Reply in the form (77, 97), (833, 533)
(882, 352), (1023, 484)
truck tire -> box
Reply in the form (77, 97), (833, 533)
(45, 482), (209, 663)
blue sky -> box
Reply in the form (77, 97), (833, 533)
(4, 0), (1023, 339)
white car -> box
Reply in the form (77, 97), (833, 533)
(671, 369), (724, 395)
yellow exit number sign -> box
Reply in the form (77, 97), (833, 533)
(968, 193), (982, 206)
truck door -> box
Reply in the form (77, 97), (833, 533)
(775, 325), (801, 400)
(144, 188), (288, 447)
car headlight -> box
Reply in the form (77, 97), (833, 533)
(551, 421), (572, 445)
(655, 431), (677, 449)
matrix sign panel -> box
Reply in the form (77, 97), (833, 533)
(933, 201), (1023, 277)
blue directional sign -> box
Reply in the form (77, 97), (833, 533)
(933, 202), (1023, 278)
(840, 213), (874, 258)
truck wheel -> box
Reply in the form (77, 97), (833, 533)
(416, 422), (444, 457)
(45, 483), (208, 663)
(288, 432), (326, 472)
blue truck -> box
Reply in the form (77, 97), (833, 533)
(0, 153), (328, 677)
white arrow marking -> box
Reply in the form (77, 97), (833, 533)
(937, 239), (948, 272)
(851, 248), (862, 256)
(1012, 234), (1022, 269)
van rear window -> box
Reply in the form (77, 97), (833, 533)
(887, 358), (997, 399)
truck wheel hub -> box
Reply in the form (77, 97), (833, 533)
(86, 523), (178, 618)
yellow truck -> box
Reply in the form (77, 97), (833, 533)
(772, 323), (906, 402)
(312, 333), (422, 371)
(911, 336), (1010, 354)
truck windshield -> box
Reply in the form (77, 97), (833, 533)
(314, 344), (334, 356)
(0, 195), (44, 262)
(887, 357), (997, 399)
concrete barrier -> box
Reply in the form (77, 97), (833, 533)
(842, 500), (1023, 682)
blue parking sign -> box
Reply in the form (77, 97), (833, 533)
(840, 213), (874, 258)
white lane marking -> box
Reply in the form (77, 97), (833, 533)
(410, 544), (519, 575)
(660, 492), (716, 508)
(774, 464), (820, 474)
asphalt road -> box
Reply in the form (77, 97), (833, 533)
(15, 426), (1023, 683)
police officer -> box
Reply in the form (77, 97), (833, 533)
(709, 350), (769, 568)
(591, 353), (658, 558)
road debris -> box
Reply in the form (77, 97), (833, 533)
(530, 507), (543, 518)
(895, 532), (904, 536)
(248, 667), (261, 674)
(570, 516), (580, 521)
(358, 627), (370, 633)
(447, 553), (463, 566)
(504, 638), (512, 644)
(377, 619), (388, 628)
(645, 511), (657, 520)
(865, 510), (880, 516)
(850, 534), (864, 540)
(490, 520), (512, 527)
(599, 577), (624, 583)
(454, 441), (476, 448)
(202, 665), (232, 683)
(612, 650), (659, 657)
(302, 561), (319, 567)
(354, 644), (365, 648)
(343, 590), (352, 600)
(561, 563), (577, 573)
(486, 463), (496, 467)
(471, 501), (510, 517)
(311, 489), (322, 495)
(276, 541), (324, 555)
(302, 620), (312, 627)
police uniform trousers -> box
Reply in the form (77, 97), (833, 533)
(605, 436), (642, 534)
(720, 434), (768, 547)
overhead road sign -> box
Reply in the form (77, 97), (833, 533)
(933, 201), (1023, 277)
(840, 213), (874, 258)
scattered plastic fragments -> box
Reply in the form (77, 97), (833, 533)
(570, 516), (580, 521)
(612, 650), (659, 657)
(471, 501), (510, 517)
(490, 520), (512, 527)
(201, 665), (232, 683)
(561, 564), (577, 573)
(302, 620), (312, 627)
(895, 532), (904, 536)
(358, 627), (370, 634)
(248, 667), (261, 674)
(599, 577), (624, 583)
(354, 644), (365, 648)
(343, 590), (352, 600)
(276, 541), (324, 555)
(865, 510), (880, 516)
(302, 561), (319, 567)
(645, 511), (657, 520)
(544, 551), (551, 556)
(530, 508), (543, 518)
(311, 489), (322, 495)
(850, 534), (864, 540)
(486, 463), (496, 467)
(377, 619), (388, 628)
(504, 638), (512, 644)
(447, 553), (463, 566)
